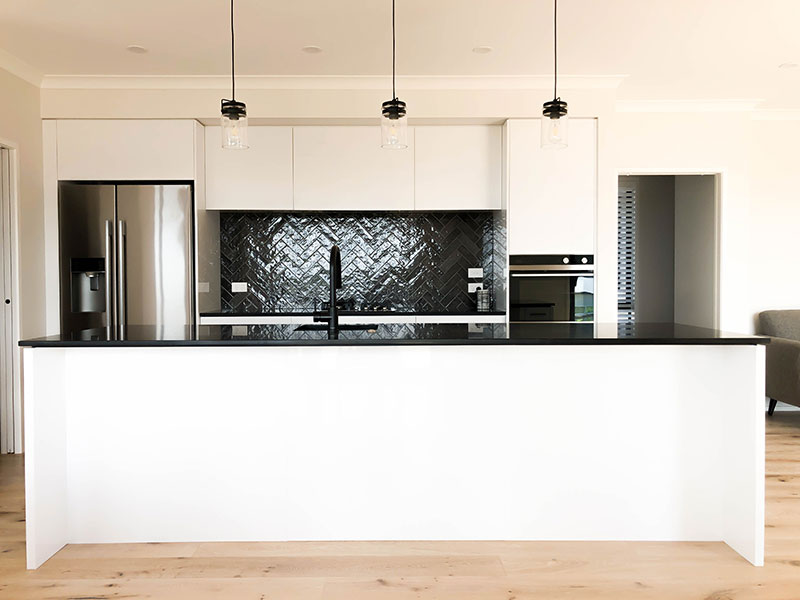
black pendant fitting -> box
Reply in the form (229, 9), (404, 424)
(221, 99), (247, 120)
(542, 98), (568, 119)
(382, 98), (407, 120)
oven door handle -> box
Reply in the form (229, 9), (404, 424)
(511, 272), (594, 278)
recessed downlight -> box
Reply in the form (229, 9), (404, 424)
(126, 44), (148, 54)
(779, 62), (798, 69)
(302, 45), (323, 54)
(472, 46), (493, 54)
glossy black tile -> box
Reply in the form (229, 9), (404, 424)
(219, 211), (506, 313)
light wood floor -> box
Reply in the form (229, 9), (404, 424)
(1, 414), (799, 599)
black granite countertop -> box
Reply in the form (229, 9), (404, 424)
(20, 323), (769, 347)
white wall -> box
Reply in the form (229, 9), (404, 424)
(614, 112), (800, 333)
(674, 175), (717, 328)
(747, 119), (800, 332)
(613, 112), (754, 332)
(39, 85), (617, 122)
(0, 67), (45, 339)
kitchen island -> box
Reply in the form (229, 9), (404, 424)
(20, 323), (768, 568)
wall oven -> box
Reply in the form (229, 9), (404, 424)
(509, 255), (594, 323)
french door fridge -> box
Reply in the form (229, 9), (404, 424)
(58, 183), (194, 337)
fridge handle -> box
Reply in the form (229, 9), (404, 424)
(117, 220), (127, 334)
(104, 220), (115, 340)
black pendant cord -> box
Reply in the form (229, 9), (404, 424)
(392, 0), (396, 100)
(230, 0), (236, 101)
(553, 0), (557, 99)
(380, 0), (405, 121)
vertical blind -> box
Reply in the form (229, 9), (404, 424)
(617, 185), (636, 323)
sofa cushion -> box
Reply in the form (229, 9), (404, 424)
(759, 310), (800, 341)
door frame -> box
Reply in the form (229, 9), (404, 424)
(0, 138), (23, 454)
(616, 168), (722, 330)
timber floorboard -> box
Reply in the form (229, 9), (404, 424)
(0, 412), (799, 599)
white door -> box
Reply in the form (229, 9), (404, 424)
(0, 146), (16, 453)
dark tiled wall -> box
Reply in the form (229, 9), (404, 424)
(220, 211), (506, 313)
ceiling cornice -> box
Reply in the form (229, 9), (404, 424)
(616, 99), (763, 113)
(40, 74), (628, 91)
(0, 47), (43, 87)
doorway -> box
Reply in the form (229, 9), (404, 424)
(0, 144), (19, 454)
(617, 174), (719, 328)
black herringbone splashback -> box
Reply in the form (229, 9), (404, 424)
(220, 212), (506, 313)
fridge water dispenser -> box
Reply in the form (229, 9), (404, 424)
(70, 257), (106, 313)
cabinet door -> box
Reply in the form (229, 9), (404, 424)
(56, 120), (196, 180)
(205, 126), (293, 210)
(293, 126), (414, 211)
(507, 119), (596, 255)
(415, 126), (502, 210)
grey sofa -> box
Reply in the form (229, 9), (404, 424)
(759, 310), (800, 414)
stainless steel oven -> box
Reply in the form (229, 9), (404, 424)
(509, 255), (594, 323)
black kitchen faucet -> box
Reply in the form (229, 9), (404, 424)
(313, 245), (342, 336)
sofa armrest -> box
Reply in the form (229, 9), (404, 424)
(766, 337), (800, 408)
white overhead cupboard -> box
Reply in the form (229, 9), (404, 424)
(414, 126), (502, 210)
(204, 125), (503, 211)
(293, 126), (415, 211)
(55, 120), (197, 181)
(204, 126), (293, 210)
(506, 118), (597, 255)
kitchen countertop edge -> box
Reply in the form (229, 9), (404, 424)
(20, 336), (770, 348)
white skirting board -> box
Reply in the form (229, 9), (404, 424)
(23, 344), (765, 569)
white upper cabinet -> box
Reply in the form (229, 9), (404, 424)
(204, 126), (293, 210)
(506, 118), (596, 255)
(56, 120), (196, 181)
(293, 126), (414, 211)
(414, 126), (502, 210)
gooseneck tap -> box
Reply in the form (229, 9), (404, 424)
(328, 245), (342, 335)
(313, 245), (343, 336)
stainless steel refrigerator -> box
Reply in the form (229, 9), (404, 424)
(58, 183), (194, 337)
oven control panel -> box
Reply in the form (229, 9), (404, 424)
(511, 254), (594, 266)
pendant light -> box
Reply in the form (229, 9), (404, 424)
(542, 0), (568, 149)
(381, 0), (408, 149)
(220, 0), (248, 149)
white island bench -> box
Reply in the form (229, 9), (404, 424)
(20, 322), (768, 569)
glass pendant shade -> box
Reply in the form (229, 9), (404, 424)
(381, 99), (408, 149)
(541, 98), (568, 149)
(541, 114), (568, 149)
(221, 100), (248, 149)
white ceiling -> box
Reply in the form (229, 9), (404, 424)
(1, 0), (799, 108)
